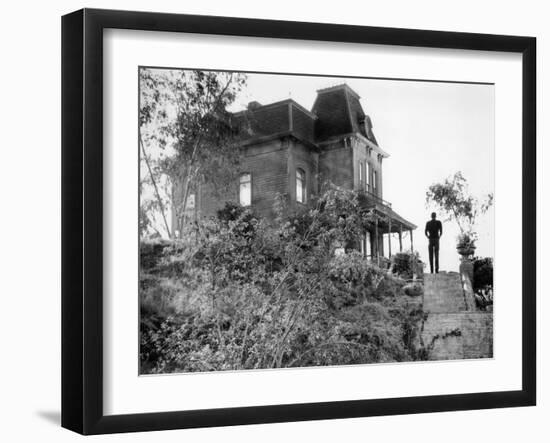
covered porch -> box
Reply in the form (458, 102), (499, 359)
(357, 191), (417, 264)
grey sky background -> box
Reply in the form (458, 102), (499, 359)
(228, 73), (495, 271)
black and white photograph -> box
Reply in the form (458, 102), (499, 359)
(0, 0), (546, 438)
(138, 68), (495, 374)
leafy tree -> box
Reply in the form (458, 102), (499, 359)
(425, 172), (493, 244)
(139, 69), (247, 238)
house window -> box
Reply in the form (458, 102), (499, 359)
(296, 168), (306, 203)
(366, 162), (371, 191)
(365, 233), (371, 257)
(185, 193), (195, 210)
(373, 170), (378, 194)
(358, 161), (364, 189)
(239, 173), (251, 206)
(360, 233), (371, 257)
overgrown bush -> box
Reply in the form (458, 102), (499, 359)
(325, 252), (385, 307)
(473, 257), (493, 292)
(391, 251), (423, 279)
(140, 187), (427, 373)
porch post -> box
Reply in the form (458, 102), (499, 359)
(375, 217), (379, 266)
(399, 224), (403, 252)
(388, 217), (392, 257)
(410, 229), (414, 253)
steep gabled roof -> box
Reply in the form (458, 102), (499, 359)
(311, 85), (354, 141)
(312, 84), (378, 145)
(232, 84), (379, 147)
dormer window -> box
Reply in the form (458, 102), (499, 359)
(239, 173), (251, 206)
(296, 168), (306, 203)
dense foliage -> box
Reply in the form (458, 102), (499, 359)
(391, 251), (423, 280)
(140, 188), (427, 373)
(473, 257), (494, 292)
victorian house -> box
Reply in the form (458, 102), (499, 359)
(173, 84), (416, 260)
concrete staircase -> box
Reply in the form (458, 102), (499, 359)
(421, 272), (493, 361)
(423, 272), (467, 313)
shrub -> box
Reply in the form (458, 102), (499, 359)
(403, 282), (423, 297)
(392, 252), (412, 278)
(325, 252), (385, 307)
(457, 231), (477, 249)
(216, 201), (258, 238)
(139, 187), (428, 374)
(140, 239), (171, 271)
(391, 251), (424, 279)
(473, 257), (493, 292)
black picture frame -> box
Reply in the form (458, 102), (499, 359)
(61, 8), (536, 435)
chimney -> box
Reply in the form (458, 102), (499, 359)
(247, 101), (262, 111)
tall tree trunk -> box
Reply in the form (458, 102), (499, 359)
(140, 138), (172, 239)
(177, 167), (196, 235)
(177, 136), (203, 234)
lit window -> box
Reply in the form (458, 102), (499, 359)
(239, 173), (251, 206)
(296, 168), (306, 203)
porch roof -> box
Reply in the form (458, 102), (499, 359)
(358, 191), (417, 232)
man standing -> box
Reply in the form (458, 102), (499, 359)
(425, 212), (443, 273)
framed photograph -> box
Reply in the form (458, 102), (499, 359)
(61, 8), (536, 435)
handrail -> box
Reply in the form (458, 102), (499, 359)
(358, 189), (392, 208)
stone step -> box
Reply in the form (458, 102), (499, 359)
(420, 271), (492, 361)
(423, 272), (466, 313)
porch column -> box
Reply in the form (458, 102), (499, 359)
(399, 224), (403, 252)
(388, 218), (392, 257)
(375, 217), (379, 266)
(410, 229), (414, 253)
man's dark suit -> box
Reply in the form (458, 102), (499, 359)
(425, 219), (443, 273)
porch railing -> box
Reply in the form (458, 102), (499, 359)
(358, 189), (392, 209)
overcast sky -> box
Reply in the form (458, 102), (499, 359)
(228, 72), (495, 271)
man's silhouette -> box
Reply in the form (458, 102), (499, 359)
(425, 212), (443, 273)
